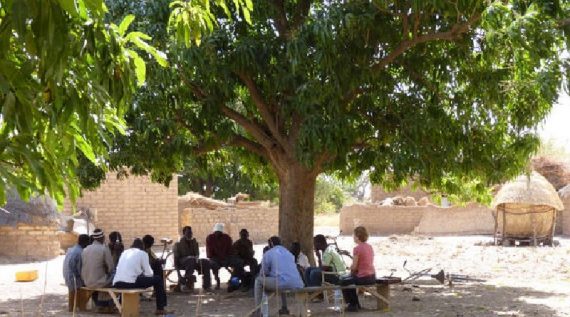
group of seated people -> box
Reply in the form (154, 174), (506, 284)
(63, 224), (374, 315)
(63, 229), (172, 315)
(251, 226), (375, 315)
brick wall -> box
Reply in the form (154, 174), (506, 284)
(0, 224), (60, 260)
(340, 203), (496, 235)
(64, 173), (178, 245)
(179, 204), (278, 244)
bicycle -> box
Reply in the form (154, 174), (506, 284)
(158, 238), (178, 285)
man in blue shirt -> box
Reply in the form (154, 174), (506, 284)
(63, 234), (90, 311)
(254, 236), (304, 316)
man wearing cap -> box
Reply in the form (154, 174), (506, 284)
(206, 223), (245, 290)
(173, 226), (212, 292)
(81, 229), (115, 312)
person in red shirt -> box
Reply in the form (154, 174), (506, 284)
(340, 226), (376, 312)
(206, 223), (245, 290)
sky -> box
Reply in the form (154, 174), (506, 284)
(538, 91), (570, 151)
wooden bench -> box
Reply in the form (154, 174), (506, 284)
(287, 277), (401, 317)
(80, 286), (152, 317)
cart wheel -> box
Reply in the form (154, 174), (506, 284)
(502, 239), (511, 247)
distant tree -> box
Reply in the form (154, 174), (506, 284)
(177, 149), (279, 201)
(104, 1), (569, 255)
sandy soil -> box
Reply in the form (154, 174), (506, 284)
(1, 226), (570, 316)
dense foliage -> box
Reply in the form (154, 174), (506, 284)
(102, 0), (569, 248)
(0, 0), (251, 205)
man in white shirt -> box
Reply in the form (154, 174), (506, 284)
(113, 238), (172, 315)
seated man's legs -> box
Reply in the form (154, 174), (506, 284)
(209, 259), (222, 289)
(245, 258), (259, 275)
(115, 275), (167, 312)
(254, 275), (289, 314)
(305, 267), (323, 287)
(195, 258), (212, 290)
(228, 256), (245, 279)
(179, 256), (198, 287)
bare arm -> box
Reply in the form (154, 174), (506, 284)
(350, 255), (359, 274)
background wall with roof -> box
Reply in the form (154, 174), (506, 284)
(63, 173), (179, 245)
(179, 200), (279, 244)
(0, 192), (61, 260)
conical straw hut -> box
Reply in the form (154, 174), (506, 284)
(492, 172), (563, 246)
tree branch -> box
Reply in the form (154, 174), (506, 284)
(229, 135), (268, 159)
(235, 71), (292, 154)
(270, 0), (290, 38)
(371, 13), (481, 73)
(290, 0), (311, 31)
(219, 104), (276, 149)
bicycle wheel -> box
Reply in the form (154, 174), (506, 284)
(163, 252), (179, 284)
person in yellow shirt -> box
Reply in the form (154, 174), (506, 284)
(305, 234), (347, 286)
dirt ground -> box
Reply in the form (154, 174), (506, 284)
(1, 223), (570, 316)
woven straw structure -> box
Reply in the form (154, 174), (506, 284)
(492, 172), (563, 244)
(492, 172), (564, 211)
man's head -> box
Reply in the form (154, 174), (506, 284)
(290, 242), (301, 257)
(78, 234), (90, 248)
(109, 231), (122, 244)
(267, 236), (281, 249)
(182, 226), (193, 240)
(131, 238), (144, 250)
(239, 229), (249, 240)
(142, 234), (154, 249)
(91, 229), (105, 243)
(313, 234), (327, 251)
(213, 223), (224, 233)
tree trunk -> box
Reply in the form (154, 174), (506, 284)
(278, 162), (317, 264)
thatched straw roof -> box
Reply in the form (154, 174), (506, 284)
(0, 190), (58, 226)
(492, 172), (564, 210)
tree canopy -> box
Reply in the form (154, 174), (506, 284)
(96, 0), (569, 251)
(0, 0), (251, 205)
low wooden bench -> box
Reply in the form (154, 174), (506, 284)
(293, 277), (401, 316)
(247, 277), (400, 317)
(80, 286), (152, 317)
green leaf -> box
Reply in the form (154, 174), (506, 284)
(118, 14), (135, 36)
(128, 50), (146, 86)
(58, 0), (79, 17)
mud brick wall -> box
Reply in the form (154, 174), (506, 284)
(179, 205), (279, 244)
(0, 224), (60, 260)
(340, 204), (426, 235)
(64, 173), (178, 245)
(340, 203), (496, 236)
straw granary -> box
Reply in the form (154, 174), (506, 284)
(492, 172), (564, 246)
